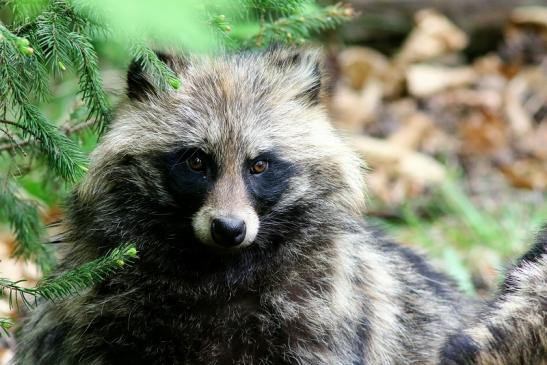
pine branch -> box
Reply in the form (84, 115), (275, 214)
(60, 118), (98, 135)
(18, 105), (88, 182)
(0, 118), (96, 152)
(246, 0), (308, 16)
(67, 31), (111, 133)
(210, 14), (233, 36)
(29, 2), (111, 132)
(0, 119), (36, 138)
(33, 244), (138, 301)
(0, 23), (50, 103)
(0, 177), (55, 272)
(68, 1), (111, 40)
(0, 23), (31, 53)
(5, 0), (48, 26)
(0, 278), (35, 309)
(253, 4), (355, 47)
(0, 318), (13, 336)
(129, 43), (181, 91)
(33, 6), (75, 75)
(0, 138), (31, 152)
(0, 244), (138, 310)
(0, 24), (38, 104)
(1, 24), (88, 183)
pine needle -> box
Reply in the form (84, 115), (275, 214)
(129, 43), (181, 91)
(0, 244), (138, 309)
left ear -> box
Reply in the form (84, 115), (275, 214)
(266, 47), (324, 105)
(127, 51), (187, 102)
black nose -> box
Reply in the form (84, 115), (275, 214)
(211, 217), (246, 247)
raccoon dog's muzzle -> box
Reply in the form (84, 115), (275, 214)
(192, 173), (259, 250)
(193, 205), (259, 250)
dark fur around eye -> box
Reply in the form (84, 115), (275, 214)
(160, 148), (216, 208)
(244, 151), (296, 213)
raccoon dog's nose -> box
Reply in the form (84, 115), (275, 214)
(211, 217), (246, 247)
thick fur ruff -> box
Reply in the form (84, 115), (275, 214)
(14, 49), (546, 365)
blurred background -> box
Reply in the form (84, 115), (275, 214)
(0, 0), (546, 361)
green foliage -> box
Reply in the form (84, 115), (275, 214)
(0, 244), (138, 308)
(19, 105), (89, 181)
(82, 0), (354, 51)
(214, 1), (355, 49)
(0, 318), (13, 336)
(129, 43), (181, 92)
(376, 171), (547, 295)
(0, 178), (55, 272)
(250, 4), (354, 48)
(246, 0), (306, 15)
(28, 0), (111, 131)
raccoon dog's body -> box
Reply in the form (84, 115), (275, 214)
(15, 49), (546, 364)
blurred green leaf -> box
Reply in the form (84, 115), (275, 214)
(79, 0), (233, 53)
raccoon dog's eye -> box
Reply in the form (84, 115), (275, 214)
(187, 156), (205, 172)
(250, 160), (268, 175)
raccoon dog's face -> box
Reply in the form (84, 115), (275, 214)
(78, 49), (365, 255)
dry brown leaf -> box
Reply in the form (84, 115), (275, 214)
(331, 81), (382, 132)
(384, 9), (468, 98)
(388, 112), (434, 150)
(459, 111), (509, 156)
(473, 54), (503, 75)
(43, 206), (63, 225)
(407, 64), (476, 97)
(511, 6), (547, 29)
(470, 247), (503, 292)
(367, 169), (417, 206)
(0, 301), (13, 321)
(421, 128), (455, 156)
(0, 232), (24, 282)
(366, 170), (393, 204)
(516, 122), (547, 160)
(498, 159), (547, 190)
(352, 135), (446, 186)
(505, 75), (534, 136)
(332, 46), (390, 131)
(396, 9), (468, 65)
(452, 88), (504, 111)
(337, 47), (390, 90)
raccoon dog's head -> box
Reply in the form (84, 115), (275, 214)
(76, 48), (365, 256)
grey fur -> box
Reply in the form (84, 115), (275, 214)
(14, 48), (546, 365)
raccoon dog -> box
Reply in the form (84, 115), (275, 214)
(15, 48), (547, 364)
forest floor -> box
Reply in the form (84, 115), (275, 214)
(325, 7), (547, 295)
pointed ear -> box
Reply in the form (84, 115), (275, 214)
(266, 47), (324, 105)
(126, 51), (186, 102)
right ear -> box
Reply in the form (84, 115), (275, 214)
(126, 51), (185, 102)
(265, 46), (325, 105)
